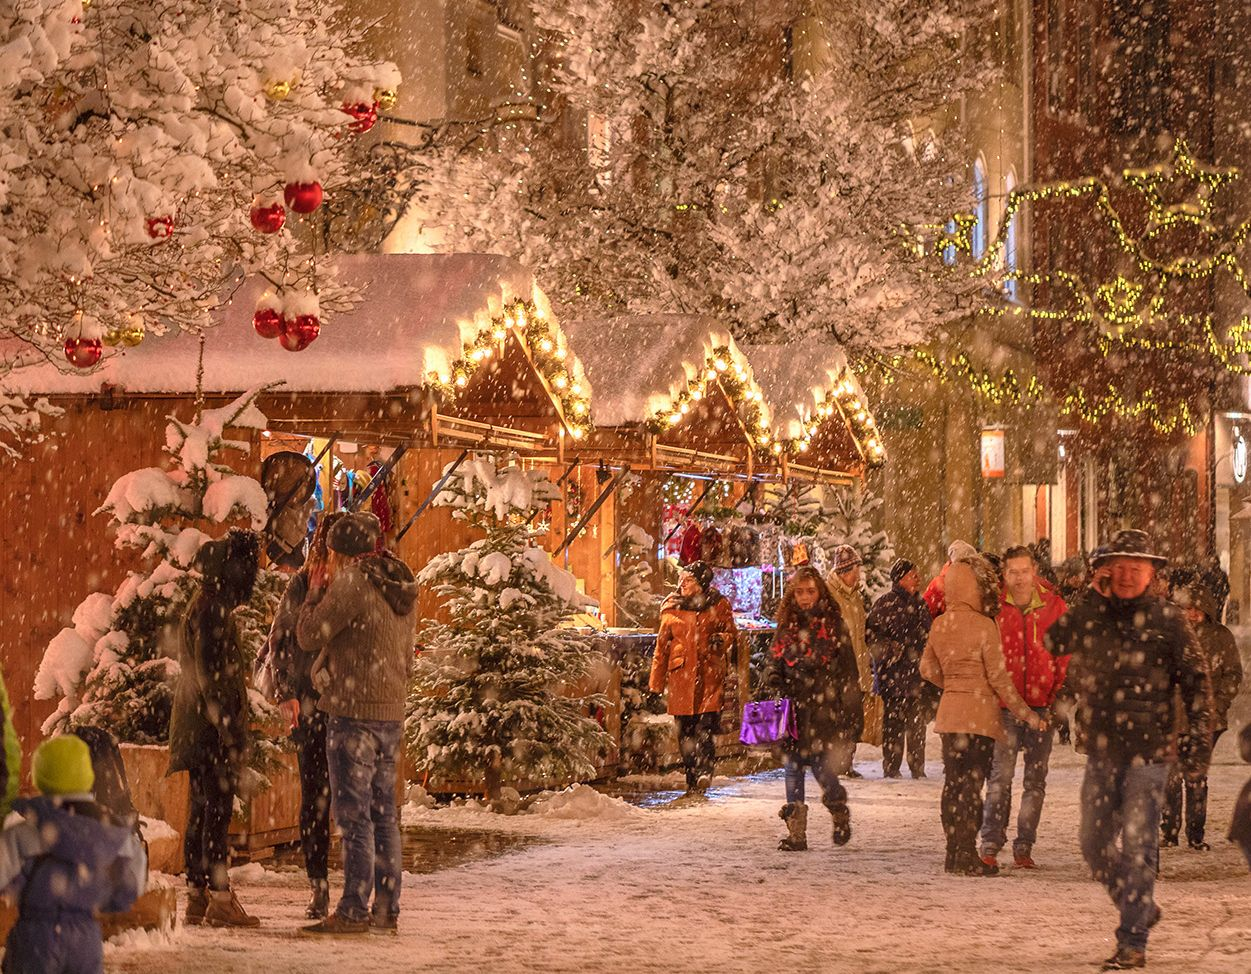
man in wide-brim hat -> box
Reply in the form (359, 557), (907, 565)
(1046, 529), (1210, 971)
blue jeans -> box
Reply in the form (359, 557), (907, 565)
(1079, 756), (1168, 952)
(980, 708), (1054, 857)
(784, 749), (849, 808)
(326, 716), (403, 923)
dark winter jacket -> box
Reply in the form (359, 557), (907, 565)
(650, 591), (737, 716)
(0, 796), (146, 974)
(1178, 586), (1243, 732)
(297, 553), (418, 724)
(866, 584), (932, 699)
(761, 604), (864, 760)
(265, 570), (319, 712)
(167, 588), (251, 776)
(1046, 589), (1211, 763)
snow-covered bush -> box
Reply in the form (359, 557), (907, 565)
(818, 487), (896, 600)
(616, 523), (660, 629)
(406, 456), (611, 801)
(35, 390), (283, 754)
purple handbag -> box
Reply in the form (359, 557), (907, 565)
(740, 698), (797, 746)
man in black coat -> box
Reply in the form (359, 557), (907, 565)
(867, 559), (933, 779)
(1046, 529), (1211, 972)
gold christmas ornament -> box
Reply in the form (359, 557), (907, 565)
(119, 322), (145, 347)
(373, 87), (397, 112)
(265, 79), (292, 101)
(102, 329), (122, 347)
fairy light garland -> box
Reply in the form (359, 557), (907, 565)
(426, 299), (592, 440)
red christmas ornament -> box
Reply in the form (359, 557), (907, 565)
(284, 181), (323, 214)
(253, 307), (284, 339)
(146, 215), (174, 239)
(249, 202), (286, 234)
(342, 101), (378, 134)
(280, 314), (320, 351)
(64, 337), (103, 369)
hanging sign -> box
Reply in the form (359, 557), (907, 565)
(980, 428), (1005, 479)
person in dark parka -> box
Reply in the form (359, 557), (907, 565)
(0, 735), (146, 974)
(167, 528), (261, 929)
(867, 558), (933, 779)
(762, 567), (863, 852)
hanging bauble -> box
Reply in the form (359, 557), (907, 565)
(342, 101), (378, 134)
(102, 329), (122, 347)
(280, 313), (320, 351)
(373, 88), (397, 112)
(146, 215), (174, 239)
(64, 337), (103, 369)
(118, 318), (145, 346)
(265, 79), (292, 101)
(249, 201), (286, 233)
(284, 181), (323, 213)
(253, 307), (284, 340)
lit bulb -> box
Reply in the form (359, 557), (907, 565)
(517, 308), (527, 328)
(772, 443), (783, 454)
(553, 374), (568, 390)
(570, 427), (584, 440)
(713, 358), (728, 372)
(539, 338), (554, 353)
(798, 440), (809, 452)
(554, 347), (567, 360)
(705, 368), (717, 380)
(691, 389), (703, 401)
(493, 327), (507, 340)
(679, 402), (689, 414)
(669, 411), (682, 424)
(455, 373), (467, 388)
(758, 434), (770, 446)
(571, 382), (582, 394)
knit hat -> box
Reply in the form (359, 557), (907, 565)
(889, 558), (916, 585)
(947, 540), (978, 563)
(832, 545), (862, 574)
(328, 512), (382, 556)
(684, 560), (714, 592)
(33, 735), (95, 797)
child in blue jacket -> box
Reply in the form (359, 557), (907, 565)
(0, 735), (147, 974)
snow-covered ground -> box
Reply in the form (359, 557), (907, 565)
(106, 742), (1251, 974)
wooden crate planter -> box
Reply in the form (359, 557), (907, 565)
(230, 751), (301, 856)
(0, 887), (175, 945)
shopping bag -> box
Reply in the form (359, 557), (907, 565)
(740, 698), (797, 746)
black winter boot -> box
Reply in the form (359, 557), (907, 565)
(306, 879), (330, 919)
(778, 803), (808, 851)
(825, 799), (851, 846)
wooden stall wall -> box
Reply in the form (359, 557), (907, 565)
(559, 463), (617, 625)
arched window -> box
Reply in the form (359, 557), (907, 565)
(1003, 169), (1019, 300)
(972, 158), (988, 261)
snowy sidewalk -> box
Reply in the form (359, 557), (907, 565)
(107, 751), (1251, 974)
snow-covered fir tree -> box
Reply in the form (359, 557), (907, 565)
(420, 0), (990, 353)
(818, 486), (896, 600)
(0, 0), (400, 375)
(407, 457), (611, 802)
(34, 390), (283, 761)
(616, 523), (660, 629)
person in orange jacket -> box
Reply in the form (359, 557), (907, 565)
(923, 540), (979, 618)
(979, 545), (1069, 870)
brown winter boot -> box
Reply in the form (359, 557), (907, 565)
(778, 802), (808, 852)
(184, 887), (209, 927)
(826, 800), (852, 846)
(205, 888), (261, 928)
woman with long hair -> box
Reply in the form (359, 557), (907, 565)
(264, 511), (344, 919)
(920, 558), (1043, 875)
(763, 566), (863, 852)
(650, 561), (737, 797)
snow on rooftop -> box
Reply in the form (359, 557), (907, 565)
(742, 340), (861, 441)
(563, 315), (768, 429)
(3, 254), (585, 399)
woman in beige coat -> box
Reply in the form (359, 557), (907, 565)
(920, 560), (1044, 876)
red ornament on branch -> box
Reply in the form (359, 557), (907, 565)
(284, 181), (323, 214)
(342, 101), (378, 134)
(146, 216), (174, 239)
(280, 314), (320, 351)
(253, 307), (284, 339)
(64, 337), (103, 369)
(249, 202), (286, 234)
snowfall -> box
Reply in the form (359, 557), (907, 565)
(104, 737), (1251, 974)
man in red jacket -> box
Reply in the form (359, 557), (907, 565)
(980, 545), (1069, 870)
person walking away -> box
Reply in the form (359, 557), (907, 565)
(763, 567), (862, 851)
(1162, 577), (1242, 850)
(866, 559), (932, 778)
(826, 546), (871, 775)
(262, 511), (345, 919)
(1046, 529), (1211, 971)
(920, 559), (1043, 876)
(0, 735), (146, 974)
(650, 561), (737, 797)
(922, 540), (980, 618)
(297, 513), (417, 935)
(167, 528), (261, 928)
(979, 545), (1069, 870)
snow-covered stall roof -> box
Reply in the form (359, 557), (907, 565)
(3, 254), (589, 401)
(743, 339), (884, 464)
(563, 315), (770, 432)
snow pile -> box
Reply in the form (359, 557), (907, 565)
(104, 927), (179, 952)
(201, 474), (268, 527)
(527, 785), (642, 822)
(138, 817), (178, 843)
